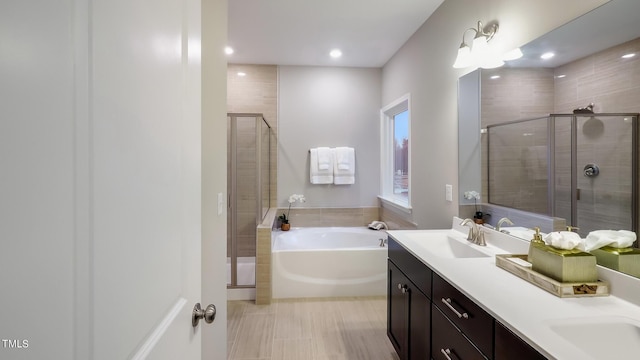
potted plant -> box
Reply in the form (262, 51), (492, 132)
(280, 194), (305, 231)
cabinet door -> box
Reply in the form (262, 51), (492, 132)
(388, 260), (410, 359)
(495, 321), (546, 360)
(408, 284), (431, 360)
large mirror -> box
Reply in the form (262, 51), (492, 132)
(458, 0), (640, 275)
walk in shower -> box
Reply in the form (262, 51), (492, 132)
(227, 113), (272, 288)
(487, 113), (639, 237)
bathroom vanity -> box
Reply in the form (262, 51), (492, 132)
(387, 219), (640, 360)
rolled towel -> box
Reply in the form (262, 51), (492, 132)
(543, 231), (582, 250)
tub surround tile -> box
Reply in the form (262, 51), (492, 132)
(379, 206), (417, 230)
(283, 207), (381, 228)
(256, 208), (278, 305)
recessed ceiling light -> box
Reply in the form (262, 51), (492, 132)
(540, 52), (555, 60)
(329, 49), (342, 58)
(490, 75), (500, 80)
(556, 74), (566, 79)
(622, 53), (636, 59)
(237, 72), (246, 77)
(224, 46), (234, 55)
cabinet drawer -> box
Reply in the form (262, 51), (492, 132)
(388, 236), (432, 298)
(433, 273), (493, 357)
(432, 304), (487, 360)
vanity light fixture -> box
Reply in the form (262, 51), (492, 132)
(329, 49), (342, 58)
(453, 21), (521, 69)
(237, 72), (246, 77)
(622, 53), (636, 59)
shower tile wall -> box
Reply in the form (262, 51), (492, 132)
(554, 37), (640, 114)
(227, 64), (278, 258)
(553, 37), (640, 231)
(481, 68), (554, 214)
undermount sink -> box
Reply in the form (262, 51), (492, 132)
(548, 316), (640, 358)
(403, 232), (492, 259)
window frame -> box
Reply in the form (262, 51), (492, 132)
(379, 93), (411, 213)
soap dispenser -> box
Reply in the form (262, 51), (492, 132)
(527, 227), (545, 264)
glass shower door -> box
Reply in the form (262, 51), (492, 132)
(574, 115), (636, 236)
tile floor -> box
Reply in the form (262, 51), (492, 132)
(227, 296), (400, 360)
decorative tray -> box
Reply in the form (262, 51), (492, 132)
(495, 254), (610, 298)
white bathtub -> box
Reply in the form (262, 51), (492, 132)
(272, 227), (388, 299)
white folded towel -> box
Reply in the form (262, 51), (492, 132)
(584, 230), (637, 251)
(310, 148), (333, 184)
(317, 147), (332, 170)
(335, 146), (351, 170)
(543, 231), (582, 250)
(333, 147), (355, 185)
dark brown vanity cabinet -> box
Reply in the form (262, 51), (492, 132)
(387, 235), (547, 360)
(495, 322), (546, 360)
(387, 238), (432, 360)
(432, 304), (487, 360)
(432, 273), (493, 358)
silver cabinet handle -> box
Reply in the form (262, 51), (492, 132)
(441, 298), (469, 319)
(441, 348), (454, 360)
(192, 302), (217, 327)
(397, 283), (408, 294)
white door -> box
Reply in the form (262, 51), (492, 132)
(0, 0), (227, 359)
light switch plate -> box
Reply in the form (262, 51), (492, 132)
(445, 184), (453, 202)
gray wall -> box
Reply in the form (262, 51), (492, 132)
(381, 0), (607, 229)
(278, 66), (382, 208)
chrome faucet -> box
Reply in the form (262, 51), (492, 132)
(496, 217), (514, 233)
(460, 218), (486, 246)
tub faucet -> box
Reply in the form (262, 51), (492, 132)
(496, 217), (514, 233)
(460, 218), (486, 246)
(379, 238), (387, 247)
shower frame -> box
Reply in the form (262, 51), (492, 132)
(486, 113), (639, 236)
(227, 113), (272, 289)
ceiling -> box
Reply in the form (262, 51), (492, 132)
(509, 0), (640, 68)
(227, 0), (445, 68)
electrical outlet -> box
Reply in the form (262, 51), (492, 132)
(445, 184), (453, 202)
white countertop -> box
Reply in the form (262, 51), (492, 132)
(387, 219), (640, 360)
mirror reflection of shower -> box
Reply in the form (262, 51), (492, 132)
(227, 113), (272, 289)
(487, 113), (638, 237)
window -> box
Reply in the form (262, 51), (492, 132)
(380, 94), (411, 211)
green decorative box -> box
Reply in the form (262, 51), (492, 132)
(591, 246), (640, 278)
(528, 242), (598, 283)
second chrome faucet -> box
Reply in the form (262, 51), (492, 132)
(460, 218), (486, 246)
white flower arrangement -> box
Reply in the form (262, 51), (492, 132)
(280, 194), (306, 224)
(464, 190), (483, 219)
(464, 191), (480, 200)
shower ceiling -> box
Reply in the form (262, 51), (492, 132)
(227, 0), (444, 67)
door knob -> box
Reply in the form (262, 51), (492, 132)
(192, 302), (216, 327)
